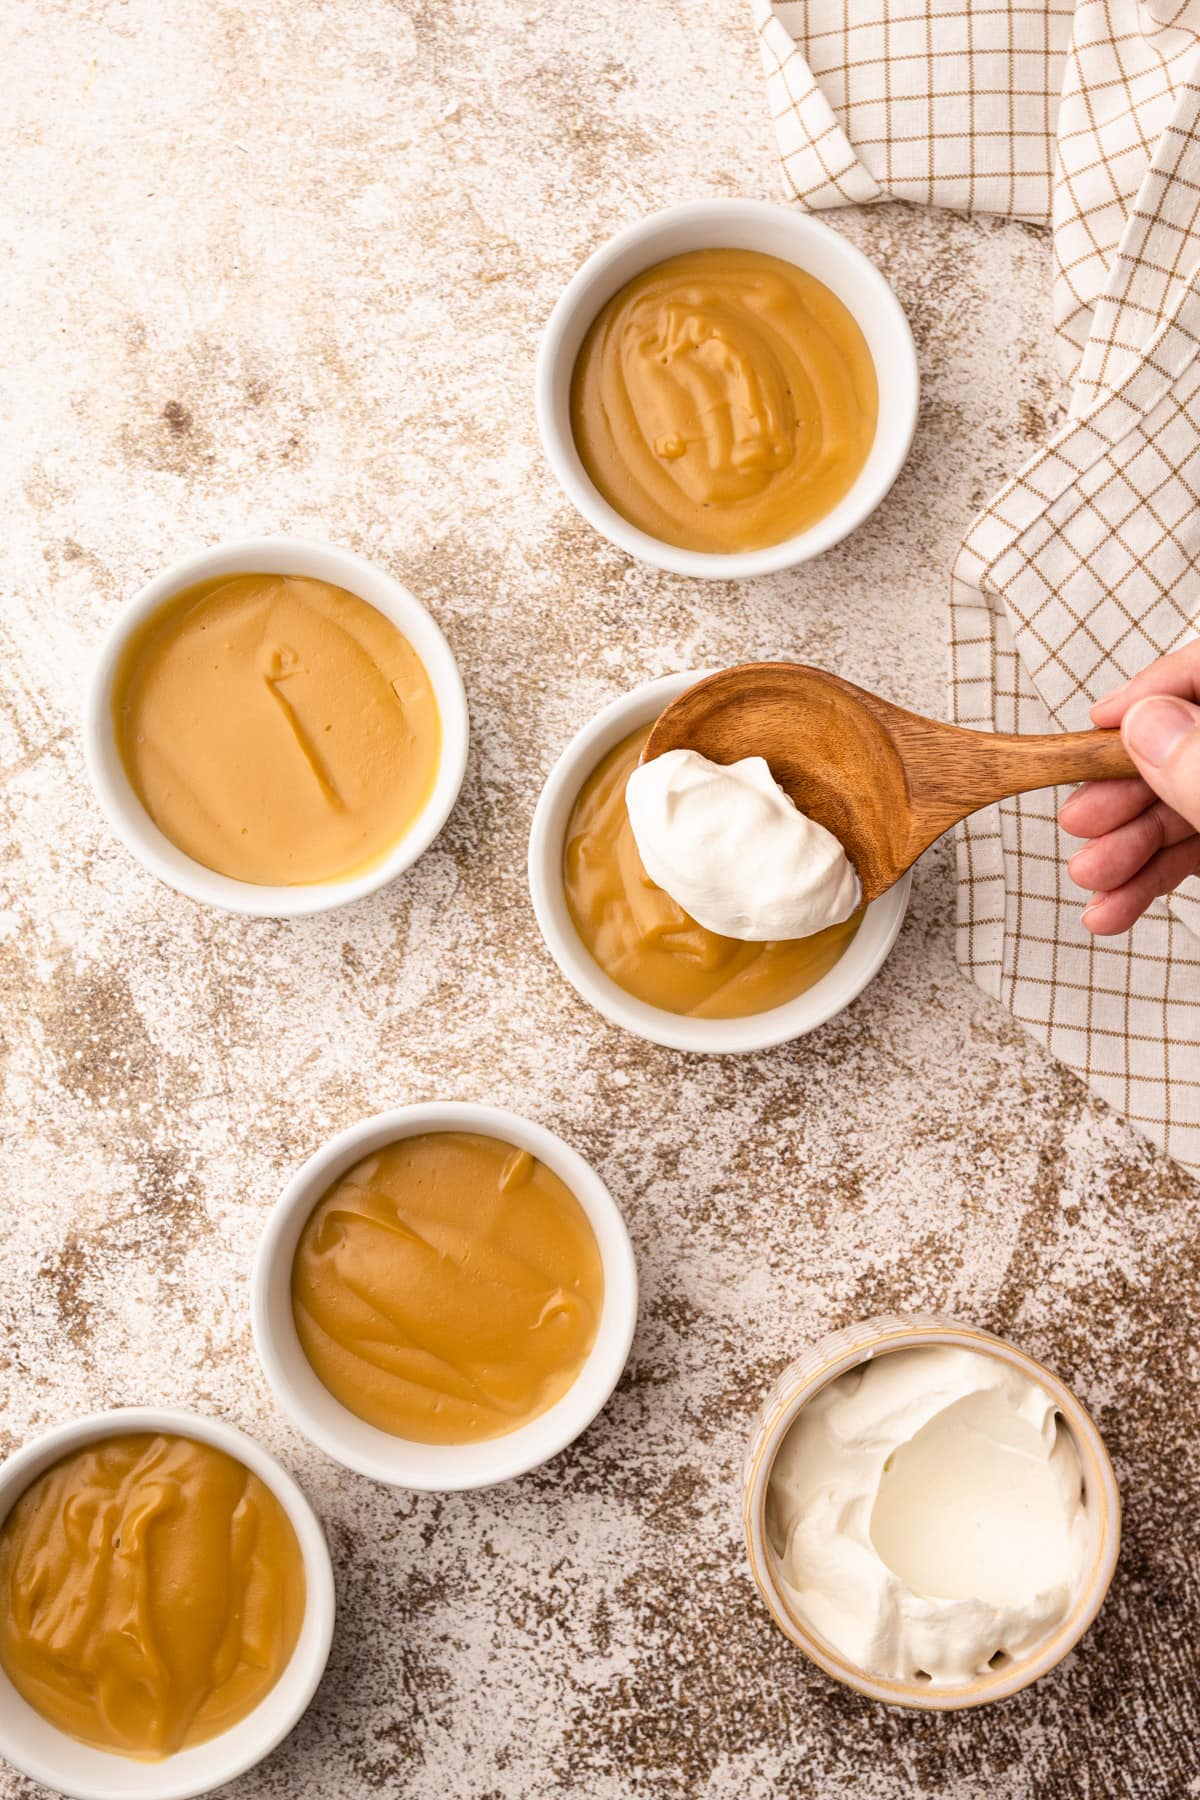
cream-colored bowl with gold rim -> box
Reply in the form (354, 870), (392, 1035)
(743, 1313), (1120, 1710)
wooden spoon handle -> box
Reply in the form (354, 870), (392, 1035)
(901, 722), (1137, 855)
(972, 726), (1136, 799)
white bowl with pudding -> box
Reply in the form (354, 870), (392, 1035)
(743, 1315), (1121, 1710)
(0, 1407), (334, 1800)
(83, 537), (469, 917)
(251, 1102), (638, 1490)
(536, 200), (918, 579)
(528, 672), (910, 1052)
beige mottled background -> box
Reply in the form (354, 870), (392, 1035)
(1, 2), (1198, 1795)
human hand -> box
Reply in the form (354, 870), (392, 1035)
(1058, 641), (1200, 934)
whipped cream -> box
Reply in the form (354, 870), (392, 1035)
(624, 749), (860, 940)
(766, 1347), (1090, 1685)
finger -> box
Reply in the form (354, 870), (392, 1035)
(1119, 695), (1200, 835)
(1080, 837), (1200, 935)
(1067, 807), (1198, 892)
(1058, 775), (1157, 838)
(1091, 641), (1200, 725)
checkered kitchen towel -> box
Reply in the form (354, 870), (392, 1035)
(754, 0), (1200, 1174)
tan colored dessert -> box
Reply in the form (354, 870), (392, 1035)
(292, 1132), (604, 1444)
(570, 248), (877, 553)
(113, 572), (440, 885)
(563, 727), (862, 1017)
(0, 1433), (305, 1758)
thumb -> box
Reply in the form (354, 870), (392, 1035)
(1121, 695), (1200, 833)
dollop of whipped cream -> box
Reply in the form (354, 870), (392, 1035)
(766, 1347), (1090, 1685)
(624, 749), (860, 940)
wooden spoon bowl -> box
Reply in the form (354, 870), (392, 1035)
(641, 662), (1134, 903)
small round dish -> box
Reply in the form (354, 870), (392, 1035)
(83, 537), (469, 917)
(0, 1407), (335, 1800)
(536, 199), (918, 579)
(743, 1313), (1121, 1711)
(528, 671), (910, 1053)
(252, 1102), (638, 1489)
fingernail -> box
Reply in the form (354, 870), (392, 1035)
(1123, 695), (1200, 768)
(1091, 679), (1131, 719)
(1081, 894), (1108, 923)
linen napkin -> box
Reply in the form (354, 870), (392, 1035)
(753, 0), (1200, 1175)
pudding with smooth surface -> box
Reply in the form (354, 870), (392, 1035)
(570, 248), (878, 554)
(291, 1132), (604, 1444)
(563, 727), (862, 1018)
(113, 572), (441, 886)
(0, 1432), (306, 1758)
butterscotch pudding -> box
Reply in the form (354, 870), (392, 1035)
(562, 726), (862, 1018)
(0, 1433), (305, 1758)
(570, 248), (877, 554)
(291, 1132), (604, 1444)
(112, 572), (441, 886)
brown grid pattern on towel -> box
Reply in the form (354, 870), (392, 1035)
(756, 0), (1200, 373)
(1055, 6), (1200, 381)
(950, 226), (1200, 1174)
(1061, 70), (1200, 404)
(950, 582), (1200, 1171)
(753, 0), (1074, 222)
(753, 0), (1200, 1174)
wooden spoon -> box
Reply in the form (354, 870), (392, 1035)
(640, 662), (1135, 903)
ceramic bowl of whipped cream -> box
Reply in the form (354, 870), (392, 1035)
(252, 1102), (638, 1490)
(536, 200), (918, 579)
(83, 537), (469, 917)
(0, 1407), (334, 1800)
(528, 672), (910, 1052)
(744, 1314), (1121, 1710)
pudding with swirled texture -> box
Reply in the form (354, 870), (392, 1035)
(0, 1433), (305, 1758)
(569, 248), (877, 553)
(291, 1132), (604, 1444)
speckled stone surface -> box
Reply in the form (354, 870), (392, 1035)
(2, 2), (1199, 1796)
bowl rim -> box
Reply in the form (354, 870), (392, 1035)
(0, 1406), (335, 1800)
(742, 1313), (1122, 1711)
(527, 670), (911, 1052)
(534, 198), (919, 579)
(251, 1101), (638, 1490)
(81, 536), (470, 918)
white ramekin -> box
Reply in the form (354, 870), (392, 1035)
(0, 1408), (335, 1800)
(527, 672), (910, 1052)
(743, 1314), (1121, 1711)
(83, 537), (470, 917)
(252, 1102), (638, 1489)
(535, 200), (919, 578)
